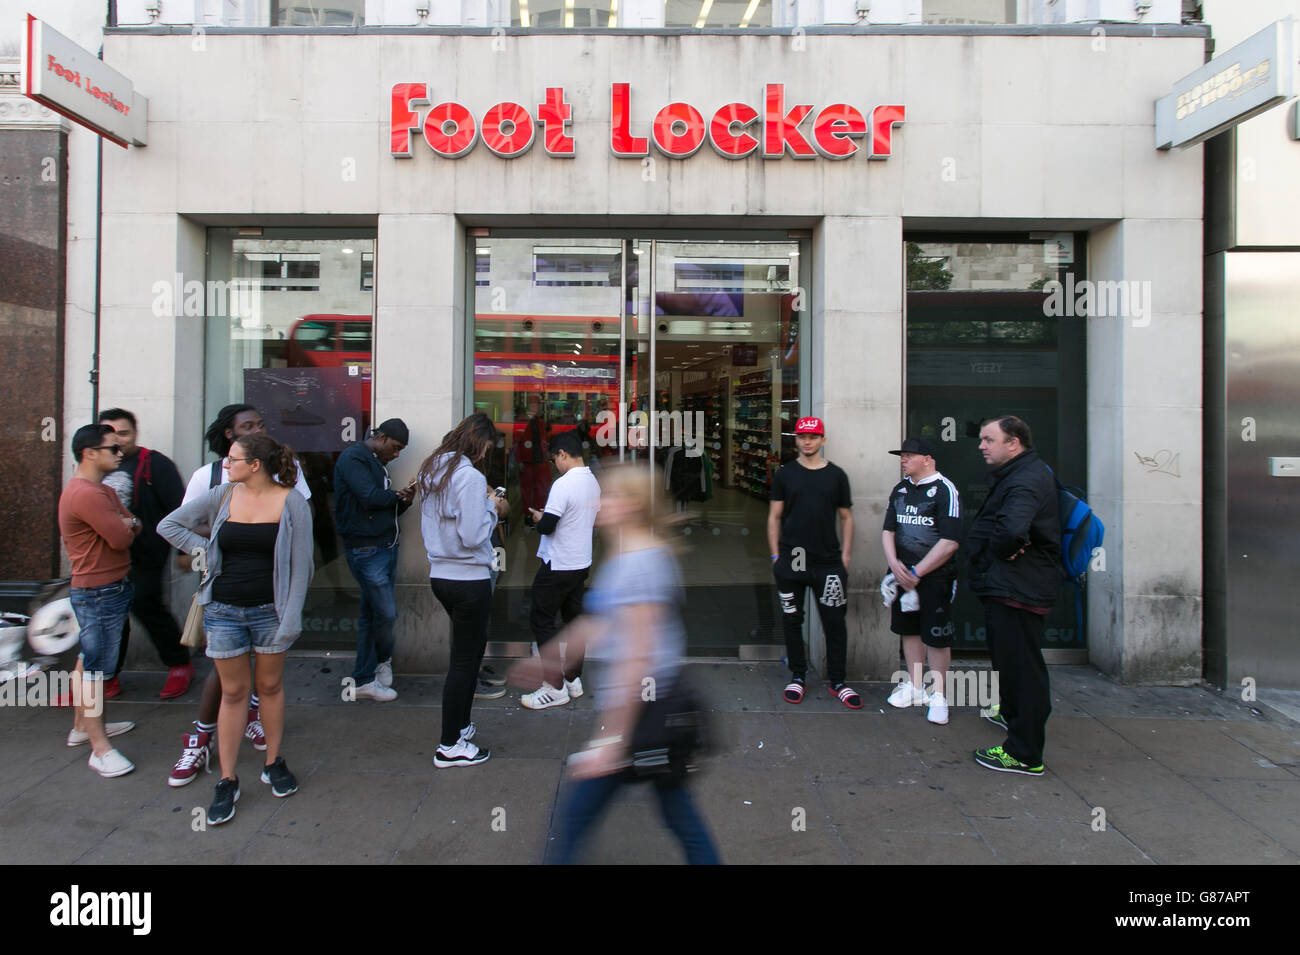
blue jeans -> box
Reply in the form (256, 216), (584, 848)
(203, 601), (288, 658)
(551, 774), (722, 865)
(70, 578), (134, 678)
(346, 543), (399, 684)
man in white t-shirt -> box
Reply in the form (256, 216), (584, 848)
(520, 431), (601, 711)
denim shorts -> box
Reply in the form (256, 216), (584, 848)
(71, 579), (134, 679)
(204, 601), (293, 659)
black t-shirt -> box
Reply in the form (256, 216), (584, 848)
(771, 460), (852, 565)
(883, 473), (962, 578)
(212, 521), (279, 607)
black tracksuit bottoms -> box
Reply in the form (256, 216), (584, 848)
(982, 597), (1052, 767)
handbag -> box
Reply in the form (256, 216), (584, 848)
(179, 484), (235, 650)
(626, 672), (709, 783)
(180, 595), (205, 648)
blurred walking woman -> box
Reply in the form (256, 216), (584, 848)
(419, 413), (508, 768)
(159, 434), (314, 825)
(528, 463), (720, 864)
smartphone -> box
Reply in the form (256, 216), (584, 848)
(494, 486), (507, 498)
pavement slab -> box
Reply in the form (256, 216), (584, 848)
(1, 661), (1297, 865)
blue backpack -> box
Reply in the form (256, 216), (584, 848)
(1054, 477), (1104, 585)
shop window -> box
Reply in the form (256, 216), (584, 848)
(673, 258), (791, 293)
(205, 230), (375, 650)
(664, 0), (773, 27)
(532, 247), (621, 287)
(359, 251), (374, 291)
(511, 0), (617, 27)
(244, 252), (321, 292)
(905, 234), (1087, 656)
(271, 1), (364, 26)
(922, 0), (1016, 24)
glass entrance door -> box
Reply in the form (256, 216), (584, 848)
(471, 234), (807, 656)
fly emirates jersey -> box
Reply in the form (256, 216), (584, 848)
(883, 472), (961, 578)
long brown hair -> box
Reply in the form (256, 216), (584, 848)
(417, 413), (498, 503)
(235, 433), (299, 487)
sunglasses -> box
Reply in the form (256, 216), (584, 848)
(93, 445), (125, 455)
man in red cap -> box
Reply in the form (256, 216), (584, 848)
(767, 417), (858, 708)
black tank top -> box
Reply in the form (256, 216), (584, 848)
(212, 521), (279, 607)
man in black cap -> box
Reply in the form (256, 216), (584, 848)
(334, 418), (416, 702)
(881, 437), (962, 724)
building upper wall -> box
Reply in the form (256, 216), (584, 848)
(100, 32), (1205, 224)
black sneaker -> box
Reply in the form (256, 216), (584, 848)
(208, 776), (240, 825)
(260, 757), (299, 797)
(473, 678), (506, 700)
(478, 665), (507, 687)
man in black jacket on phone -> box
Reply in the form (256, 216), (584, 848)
(965, 415), (1060, 776)
(335, 418), (415, 702)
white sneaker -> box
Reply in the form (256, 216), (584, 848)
(88, 748), (135, 778)
(459, 722), (476, 742)
(376, 659), (393, 688)
(564, 676), (584, 699)
(433, 739), (490, 768)
(66, 721), (135, 747)
(927, 692), (949, 725)
(887, 680), (926, 708)
(521, 682), (570, 710)
(355, 680), (398, 702)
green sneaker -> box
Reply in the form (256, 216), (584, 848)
(974, 745), (1043, 776)
(980, 703), (1008, 731)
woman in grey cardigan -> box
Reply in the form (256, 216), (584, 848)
(418, 413), (509, 768)
(159, 433), (314, 826)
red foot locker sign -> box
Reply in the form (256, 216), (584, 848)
(392, 83), (904, 161)
(23, 14), (148, 148)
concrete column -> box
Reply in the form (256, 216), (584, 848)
(376, 213), (466, 673)
(814, 215), (903, 681)
(1087, 218), (1203, 684)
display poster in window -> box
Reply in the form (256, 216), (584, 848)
(244, 367), (363, 453)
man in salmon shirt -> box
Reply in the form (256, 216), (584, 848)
(59, 423), (142, 777)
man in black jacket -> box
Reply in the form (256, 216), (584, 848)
(334, 418), (415, 702)
(965, 416), (1060, 776)
(99, 409), (194, 700)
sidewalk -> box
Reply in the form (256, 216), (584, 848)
(2, 660), (1297, 864)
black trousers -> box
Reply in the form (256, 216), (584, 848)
(982, 597), (1052, 766)
(529, 562), (588, 678)
(775, 564), (849, 685)
(431, 577), (493, 747)
(114, 563), (189, 671)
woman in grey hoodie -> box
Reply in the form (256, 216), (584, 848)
(159, 433), (314, 825)
(418, 413), (509, 767)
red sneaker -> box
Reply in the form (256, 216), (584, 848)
(168, 730), (212, 787)
(159, 662), (195, 700)
(103, 677), (122, 700)
(245, 709), (267, 751)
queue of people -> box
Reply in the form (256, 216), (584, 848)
(56, 401), (1058, 857)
